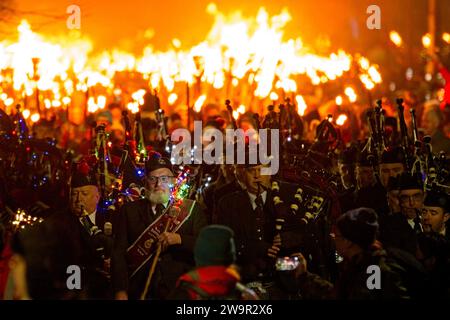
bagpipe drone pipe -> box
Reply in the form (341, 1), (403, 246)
(0, 105), (72, 214)
(260, 103), (341, 281)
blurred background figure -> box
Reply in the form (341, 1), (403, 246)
(421, 100), (450, 154)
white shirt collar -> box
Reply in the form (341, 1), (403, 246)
(407, 218), (415, 229)
(79, 210), (96, 225)
(247, 191), (267, 210)
(88, 210), (96, 225)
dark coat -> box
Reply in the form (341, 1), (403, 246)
(379, 212), (418, 256)
(216, 189), (276, 282)
(211, 180), (243, 224)
(111, 198), (207, 299)
(353, 183), (390, 217)
(35, 208), (114, 299)
(216, 185), (304, 283)
(297, 246), (409, 299)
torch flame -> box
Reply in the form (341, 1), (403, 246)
(237, 104), (246, 114)
(97, 95), (106, 109)
(389, 31), (402, 47)
(194, 95), (207, 112)
(368, 66), (381, 83)
(30, 113), (40, 122)
(168, 93), (178, 105)
(443, 32), (450, 44)
(22, 109), (30, 119)
(295, 95), (307, 116)
(360, 74), (375, 90)
(269, 92), (279, 101)
(344, 87), (357, 103)
(336, 114), (347, 126)
(0, 6), (383, 117)
(422, 33), (431, 49)
(4, 98), (14, 106)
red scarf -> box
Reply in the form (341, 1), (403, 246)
(177, 266), (239, 299)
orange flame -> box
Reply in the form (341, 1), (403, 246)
(336, 114), (347, 126)
(422, 33), (431, 49)
(295, 95), (307, 116)
(0, 6), (383, 116)
(389, 31), (402, 47)
(443, 32), (450, 44)
(194, 95), (207, 112)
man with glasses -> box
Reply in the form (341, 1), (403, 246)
(112, 154), (207, 300)
(379, 173), (424, 255)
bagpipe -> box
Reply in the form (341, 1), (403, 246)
(381, 98), (448, 192)
(0, 105), (67, 246)
(226, 98), (340, 227)
(397, 98), (450, 193)
(0, 105), (72, 214)
(154, 91), (172, 156)
(84, 104), (163, 211)
(361, 100), (387, 184)
(252, 101), (341, 280)
(263, 101), (341, 221)
(356, 97), (449, 193)
(70, 111), (146, 212)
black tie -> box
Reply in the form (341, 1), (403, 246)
(254, 194), (265, 240)
(255, 194), (264, 209)
(81, 216), (95, 235)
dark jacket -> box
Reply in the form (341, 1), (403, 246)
(111, 198), (207, 299)
(379, 212), (418, 256)
(297, 244), (409, 299)
(29, 208), (114, 299)
(216, 186), (304, 282)
(353, 183), (390, 217)
(211, 180), (243, 224)
(216, 189), (276, 282)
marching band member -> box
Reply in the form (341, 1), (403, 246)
(112, 155), (206, 300)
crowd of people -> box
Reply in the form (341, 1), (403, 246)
(0, 55), (450, 301)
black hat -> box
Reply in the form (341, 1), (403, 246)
(424, 191), (450, 212)
(194, 225), (236, 267)
(338, 148), (357, 165)
(145, 152), (173, 173)
(381, 147), (405, 164)
(337, 207), (379, 249)
(397, 172), (423, 191)
(70, 159), (98, 188)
